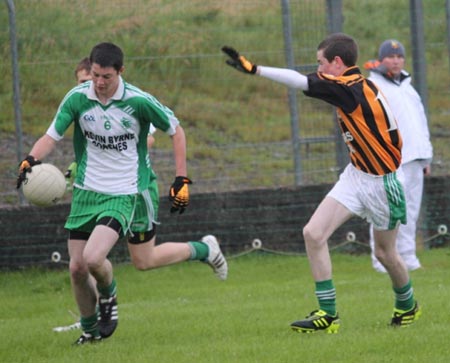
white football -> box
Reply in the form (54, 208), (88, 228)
(22, 163), (66, 207)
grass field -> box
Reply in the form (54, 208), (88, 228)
(1, 248), (449, 363)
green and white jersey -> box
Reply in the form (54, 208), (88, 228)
(46, 77), (179, 195)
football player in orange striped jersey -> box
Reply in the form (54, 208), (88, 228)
(222, 33), (421, 332)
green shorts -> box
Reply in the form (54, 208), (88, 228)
(65, 188), (137, 237)
(130, 178), (160, 233)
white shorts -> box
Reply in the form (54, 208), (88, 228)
(327, 164), (406, 230)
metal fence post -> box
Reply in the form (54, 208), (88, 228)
(446, 0), (450, 72)
(6, 0), (24, 204)
(409, 0), (428, 114)
(326, 0), (348, 175)
(280, 0), (302, 186)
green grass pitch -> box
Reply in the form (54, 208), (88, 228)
(1, 249), (449, 363)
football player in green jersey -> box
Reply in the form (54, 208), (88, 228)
(18, 43), (227, 345)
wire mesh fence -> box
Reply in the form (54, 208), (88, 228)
(1, 0), (448, 207)
(0, 1), (449, 264)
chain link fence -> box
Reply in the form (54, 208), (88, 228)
(1, 0), (449, 203)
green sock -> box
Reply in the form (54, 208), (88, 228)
(315, 279), (337, 316)
(97, 278), (117, 298)
(393, 280), (414, 311)
(80, 312), (100, 337)
(188, 241), (209, 261)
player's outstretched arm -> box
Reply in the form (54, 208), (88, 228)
(221, 45), (308, 90)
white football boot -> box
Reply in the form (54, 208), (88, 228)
(201, 235), (228, 281)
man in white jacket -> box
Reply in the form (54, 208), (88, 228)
(365, 39), (433, 272)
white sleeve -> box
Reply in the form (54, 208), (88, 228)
(258, 66), (309, 90)
(46, 122), (64, 141)
(165, 115), (179, 136)
(149, 124), (156, 135)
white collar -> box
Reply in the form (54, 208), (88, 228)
(87, 76), (125, 104)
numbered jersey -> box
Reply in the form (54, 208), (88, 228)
(304, 66), (402, 176)
(46, 77), (179, 194)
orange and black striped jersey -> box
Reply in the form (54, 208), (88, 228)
(304, 66), (402, 176)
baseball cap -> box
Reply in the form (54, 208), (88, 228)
(378, 39), (405, 60)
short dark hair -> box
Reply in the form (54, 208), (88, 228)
(89, 42), (124, 71)
(318, 33), (358, 67)
(74, 57), (91, 79)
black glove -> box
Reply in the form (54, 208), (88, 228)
(17, 155), (41, 189)
(221, 46), (257, 74)
(168, 176), (192, 214)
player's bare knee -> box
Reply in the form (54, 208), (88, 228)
(303, 224), (312, 240)
(130, 251), (158, 271)
(69, 260), (89, 281)
(133, 263), (147, 271)
(374, 246), (384, 258)
(82, 254), (103, 273)
(375, 251), (387, 265)
(375, 248), (397, 268)
(132, 258), (155, 271)
(303, 224), (325, 245)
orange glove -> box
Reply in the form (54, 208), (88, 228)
(222, 46), (257, 74)
(17, 155), (41, 189)
(168, 176), (193, 214)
